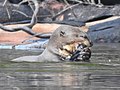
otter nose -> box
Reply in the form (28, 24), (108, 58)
(84, 36), (93, 47)
(89, 41), (93, 47)
(81, 36), (93, 47)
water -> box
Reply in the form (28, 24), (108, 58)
(0, 43), (120, 90)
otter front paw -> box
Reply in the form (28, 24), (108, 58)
(69, 44), (91, 62)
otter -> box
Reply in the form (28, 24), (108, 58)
(12, 25), (92, 62)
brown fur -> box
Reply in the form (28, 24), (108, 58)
(12, 25), (91, 62)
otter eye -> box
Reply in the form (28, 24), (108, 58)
(80, 35), (87, 38)
(60, 31), (65, 37)
(80, 36), (84, 38)
(83, 36), (88, 39)
(75, 34), (79, 37)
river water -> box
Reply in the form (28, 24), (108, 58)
(0, 43), (120, 90)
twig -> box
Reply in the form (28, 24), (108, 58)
(64, 0), (78, 18)
(0, 0), (44, 38)
(3, 0), (8, 6)
(26, 32), (52, 39)
(3, 0), (11, 19)
(63, 0), (69, 5)
(12, 0), (36, 19)
(23, 0), (39, 28)
(22, 32), (52, 43)
(12, 10), (29, 17)
(5, 5), (11, 19)
(0, 0), (52, 39)
(52, 3), (79, 20)
(0, 24), (51, 38)
(28, 0), (35, 13)
(27, 0), (38, 25)
(17, 0), (39, 28)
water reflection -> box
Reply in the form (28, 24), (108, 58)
(0, 43), (120, 90)
(0, 62), (120, 90)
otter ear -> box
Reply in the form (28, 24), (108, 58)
(60, 31), (66, 37)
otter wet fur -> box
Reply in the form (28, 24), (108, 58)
(12, 25), (92, 62)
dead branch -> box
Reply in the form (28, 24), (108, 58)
(23, 0), (39, 28)
(0, 0), (51, 39)
(0, 0), (50, 39)
(12, 10), (29, 17)
(5, 5), (11, 19)
(3, 0), (8, 6)
(52, 3), (79, 20)
(63, 0), (78, 19)
(21, 32), (52, 43)
(0, 23), (51, 38)
(3, 0), (11, 19)
(53, 0), (104, 21)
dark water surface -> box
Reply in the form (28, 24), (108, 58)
(0, 43), (120, 90)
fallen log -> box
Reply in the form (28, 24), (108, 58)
(63, 4), (120, 22)
(86, 16), (120, 43)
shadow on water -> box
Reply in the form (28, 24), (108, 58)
(0, 43), (120, 90)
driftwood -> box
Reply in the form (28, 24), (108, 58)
(86, 16), (120, 43)
(63, 4), (120, 22)
(0, 3), (32, 23)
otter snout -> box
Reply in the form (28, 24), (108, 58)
(81, 36), (93, 47)
(89, 41), (93, 47)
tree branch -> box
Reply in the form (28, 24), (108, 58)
(0, 0), (46, 39)
(52, 3), (79, 20)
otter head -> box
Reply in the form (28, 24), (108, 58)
(47, 25), (92, 61)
